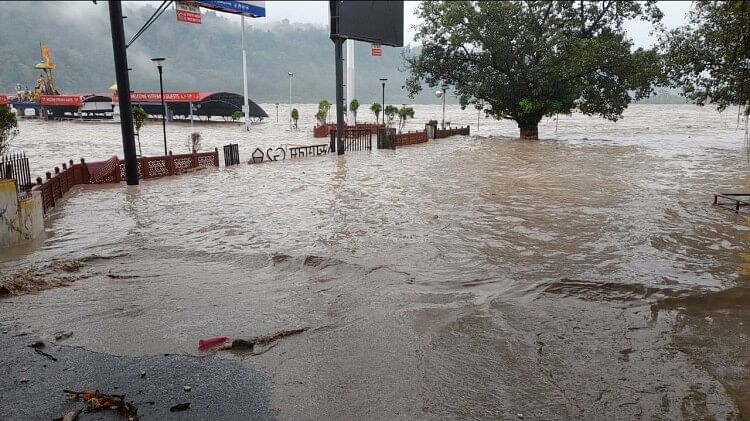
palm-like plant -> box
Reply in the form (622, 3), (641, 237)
(349, 99), (360, 125)
(370, 103), (382, 125)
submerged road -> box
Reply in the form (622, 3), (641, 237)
(1, 104), (749, 418)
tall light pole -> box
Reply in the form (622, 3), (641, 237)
(288, 71), (293, 128)
(379, 78), (387, 126)
(151, 57), (167, 155)
(435, 85), (447, 129)
(241, 15), (251, 132)
(108, 0), (138, 185)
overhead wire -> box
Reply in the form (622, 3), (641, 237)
(127, 0), (173, 49)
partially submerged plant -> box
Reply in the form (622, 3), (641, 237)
(291, 108), (299, 128)
(0, 105), (18, 156)
(187, 132), (202, 152)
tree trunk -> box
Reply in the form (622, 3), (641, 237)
(518, 123), (539, 140)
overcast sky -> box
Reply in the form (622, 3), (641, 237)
(126, 1), (693, 48)
(260, 0), (693, 48)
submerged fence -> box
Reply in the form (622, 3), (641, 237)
(436, 126), (470, 139)
(330, 128), (372, 153)
(1, 152), (33, 196)
(34, 149), (219, 215)
(224, 144), (240, 166)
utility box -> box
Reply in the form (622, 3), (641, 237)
(377, 127), (396, 149)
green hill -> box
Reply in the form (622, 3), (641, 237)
(0, 1), (432, 104)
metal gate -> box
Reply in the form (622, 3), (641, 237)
(223, 143), (240, 166)
(330, 128), (372, 153)
(0, 152), (32, 196)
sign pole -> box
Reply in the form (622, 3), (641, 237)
(334, 37), (345, 155)
(346, 40), (355, 125)
(241, 15), (250, 131)
(108, 0), (138, 186)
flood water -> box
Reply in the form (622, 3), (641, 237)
(1, 104), (749, 419)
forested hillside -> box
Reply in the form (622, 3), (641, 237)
(0, 1), (431, 104)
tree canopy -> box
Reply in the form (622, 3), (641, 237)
(406, 1), (663, 139)
(0, 105), (18, 156)
(661, 1), (750, 117)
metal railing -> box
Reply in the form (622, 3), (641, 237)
(330, 128), (372, 153)
(0, 152), (32, 196)
(223, 143), (240, 166)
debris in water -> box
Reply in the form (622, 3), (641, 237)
(139, 370), (146, 378)
(170, 402), (191, 412)
(28, 340), (45, 348)
(198, 336), (228, 351)
(35, 348), (57, 361)
(63, 389), (139, 420)
(55, 331), (73, 341)
(221, 328), (309, 355)
(52, 260), (84, 273)
(19, 378), (28, 383)
(0, 269), (76, 297)
(183, 385), (191, 392)
(106, 272), (140, 279)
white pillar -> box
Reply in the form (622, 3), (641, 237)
(346, 40), (355, 125)
(241, 15), (250, 131)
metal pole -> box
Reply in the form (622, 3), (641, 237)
(441, 87), (446, 129)
(288, 76), (292, 128)
(334, 37), (345, 154)
(108, 0), (138, 185)
(346, 40), (355, 124)
(241, 15), (250, 131)
(381, 82), (385, 125)
(158, 65), (167, 155)
(189, 101), (194, 128)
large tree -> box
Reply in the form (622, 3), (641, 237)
(661, 1), (750, 118)
(405, 1), (663, 139)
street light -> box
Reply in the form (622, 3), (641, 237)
(151, 57), (167, 155)
(435, 85), (447, 129)
(379, 78), (387, 126)
(288, 72), (293, 128)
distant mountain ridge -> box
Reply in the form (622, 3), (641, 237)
(0, 2), (431, 104)
(0, 2), (689, 105)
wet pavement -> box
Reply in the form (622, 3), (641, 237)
(1, 104), (749, 419)
(0, 327), (273, 420)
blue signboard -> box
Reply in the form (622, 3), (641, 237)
(196, 1), (266, 18)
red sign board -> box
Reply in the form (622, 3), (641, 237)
(0, 95), (7, 105)
(176, 1), (202, 24)
(40, 95), (82, 107)
(114, 92), (203, 103)
(371, 44), (382, 56)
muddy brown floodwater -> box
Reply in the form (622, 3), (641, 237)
(1, 104), (749, 419)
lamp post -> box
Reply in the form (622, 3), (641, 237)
(435, 86), (447, 129)
(379, 78), (387, 126)
(288, 72), (293, 128)
(151, 57), (167, 155)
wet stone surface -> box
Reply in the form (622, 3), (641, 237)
(0, 327), (273, 420)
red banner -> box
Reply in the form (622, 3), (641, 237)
(40, 95), (82, 107)
(176, 1), (202, 24)
(0, 95), (7, 105)
(116, 92), (202, 103)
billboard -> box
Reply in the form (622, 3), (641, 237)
(196, 1), (265, 17)
(330, 1), (403, 47)
(176, 1), (202, 24)
(114, 92), (203, 103)
(40, 95), (82, 107)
